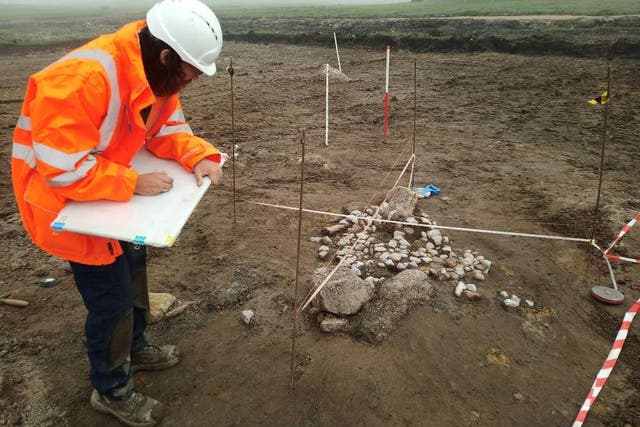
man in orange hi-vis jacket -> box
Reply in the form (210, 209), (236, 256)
(11, 1), (224, 425)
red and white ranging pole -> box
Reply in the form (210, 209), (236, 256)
(383, 44), (390, 137)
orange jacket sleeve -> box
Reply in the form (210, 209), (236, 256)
(28, 71), (138, 202)
(145, 98), (219, 172)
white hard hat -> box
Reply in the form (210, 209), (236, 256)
(147, 0), (223, 76)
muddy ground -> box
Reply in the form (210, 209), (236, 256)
(1, 15), (640, 427)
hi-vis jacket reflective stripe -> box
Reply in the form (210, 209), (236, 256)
(11, 20), (220, 265)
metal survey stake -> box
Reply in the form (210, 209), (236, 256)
(590, 64), (611, 242)
(409, 58), (417, 188)
(227, 57), (237, 224)
(290, 128), (306, 391)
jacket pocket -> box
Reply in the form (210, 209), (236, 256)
(23, 175), (88, 259)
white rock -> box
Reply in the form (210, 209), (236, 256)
(426, 242), (435, 250)
(511, 295), (521, 305)
(503, 299), (519, 308)
(241, 310), (255, 325)
(310, 237), (322, 243)
(455, 282), (467, 297)
(471, 270), (485, 281)
(500, 291), (509, 298)
(388, 240), (398, 248)
(409, 262), (418, 269)
(441, 245), (452, 253)
(410, 256), (422, 264)
(380, 252), (390, 261)
(320, 317), (348, 333)
(393, 231), (405, 240)
(466, 283), (477, 292)
(397, 263), (408, 271)
(390, 253), (403, 262)
(421, 231), (428, 238)
(321, 236), (333, 245)
(526, 300), (535, 307)
(405, 217), (418, 224)
(318, 251), (329, 260)
(442, 236), (449, 244)
(377, 262), (386, 268)
(319, 245), (330, 253)
(427, 229), (441, 239)
(374, 246), (387, 253)
(385, 259), (395, 267)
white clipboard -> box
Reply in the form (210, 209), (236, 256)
(51, 148), (225, 247)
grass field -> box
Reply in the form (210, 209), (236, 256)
(2, 0), (640, 21)
(1, 0), (639, 47)
(216, 0), (640, 18)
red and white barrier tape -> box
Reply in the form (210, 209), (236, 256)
(573, 298), (640, 426)
(604, 212), (640, 264)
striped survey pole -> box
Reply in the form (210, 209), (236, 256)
(383, 44), (391, 138)
(325, 64), (329, 146)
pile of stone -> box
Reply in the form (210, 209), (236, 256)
(307, 187), (493, 340)
(310, 187), (492, 288)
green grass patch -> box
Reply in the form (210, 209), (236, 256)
(216, 0), (640, 18)
(1, 0), (638, 46)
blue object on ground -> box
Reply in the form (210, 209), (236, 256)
(412, 184), (441, 197)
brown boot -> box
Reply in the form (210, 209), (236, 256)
(90, 386), (163, 427)
(131, 344), (179, 374)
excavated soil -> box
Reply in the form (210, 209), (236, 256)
(1, 15), (639, 427)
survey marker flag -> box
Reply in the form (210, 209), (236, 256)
(588, 90), (608, 105)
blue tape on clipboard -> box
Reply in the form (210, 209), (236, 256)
(133, 235), (147, 246)
(51, 221), (66, 231)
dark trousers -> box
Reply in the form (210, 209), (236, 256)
(70, 241), (150, 396)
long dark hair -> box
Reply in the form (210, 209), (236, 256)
(139, 26), (186, 97)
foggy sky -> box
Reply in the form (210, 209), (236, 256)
(1, 0), (408, 5)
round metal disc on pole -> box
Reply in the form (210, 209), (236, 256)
(591, 285), (624, 305)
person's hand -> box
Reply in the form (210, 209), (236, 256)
(134, 171), (174, 196)
(193, 158), (222, 186)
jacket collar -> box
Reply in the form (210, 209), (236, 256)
(114, 20), (156, 109)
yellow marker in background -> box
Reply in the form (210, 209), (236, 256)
(589, 90), (608, 105)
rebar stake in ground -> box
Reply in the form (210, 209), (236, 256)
(227, 57), (237, 224)
(290, 128), (306, 391)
